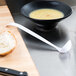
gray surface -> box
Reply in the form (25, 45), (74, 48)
(12, 6), (76, 76)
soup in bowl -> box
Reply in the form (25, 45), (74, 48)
(29, 9), (64, 20)
(21, 1), (72, 31)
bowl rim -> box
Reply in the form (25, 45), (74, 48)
(21, 0), (72, 21)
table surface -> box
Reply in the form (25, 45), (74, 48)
(0, 6), (39, 76)
(12, 6), (76, 76)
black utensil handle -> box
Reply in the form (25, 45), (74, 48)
(0, 67), (28, 76)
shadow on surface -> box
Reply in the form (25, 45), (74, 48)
(20, 23), (68, 51)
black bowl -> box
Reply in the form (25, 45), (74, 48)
(21, 1), (72, 31)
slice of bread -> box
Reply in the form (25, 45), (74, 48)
(0, 31), (16, 56)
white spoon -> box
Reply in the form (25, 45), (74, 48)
(7, 23), (72, 53)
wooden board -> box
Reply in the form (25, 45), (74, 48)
(0, 6), (39, 76)
(0, 0), (6, 5)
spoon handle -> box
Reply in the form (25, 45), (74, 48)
(8, 23), (60, 50)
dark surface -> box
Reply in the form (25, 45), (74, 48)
(21, 1), (72, 31)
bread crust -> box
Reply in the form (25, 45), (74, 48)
(0, 31), (17, 56)
(0, 47), (16, 56)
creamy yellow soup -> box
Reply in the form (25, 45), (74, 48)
(29, 9), (64, 20)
